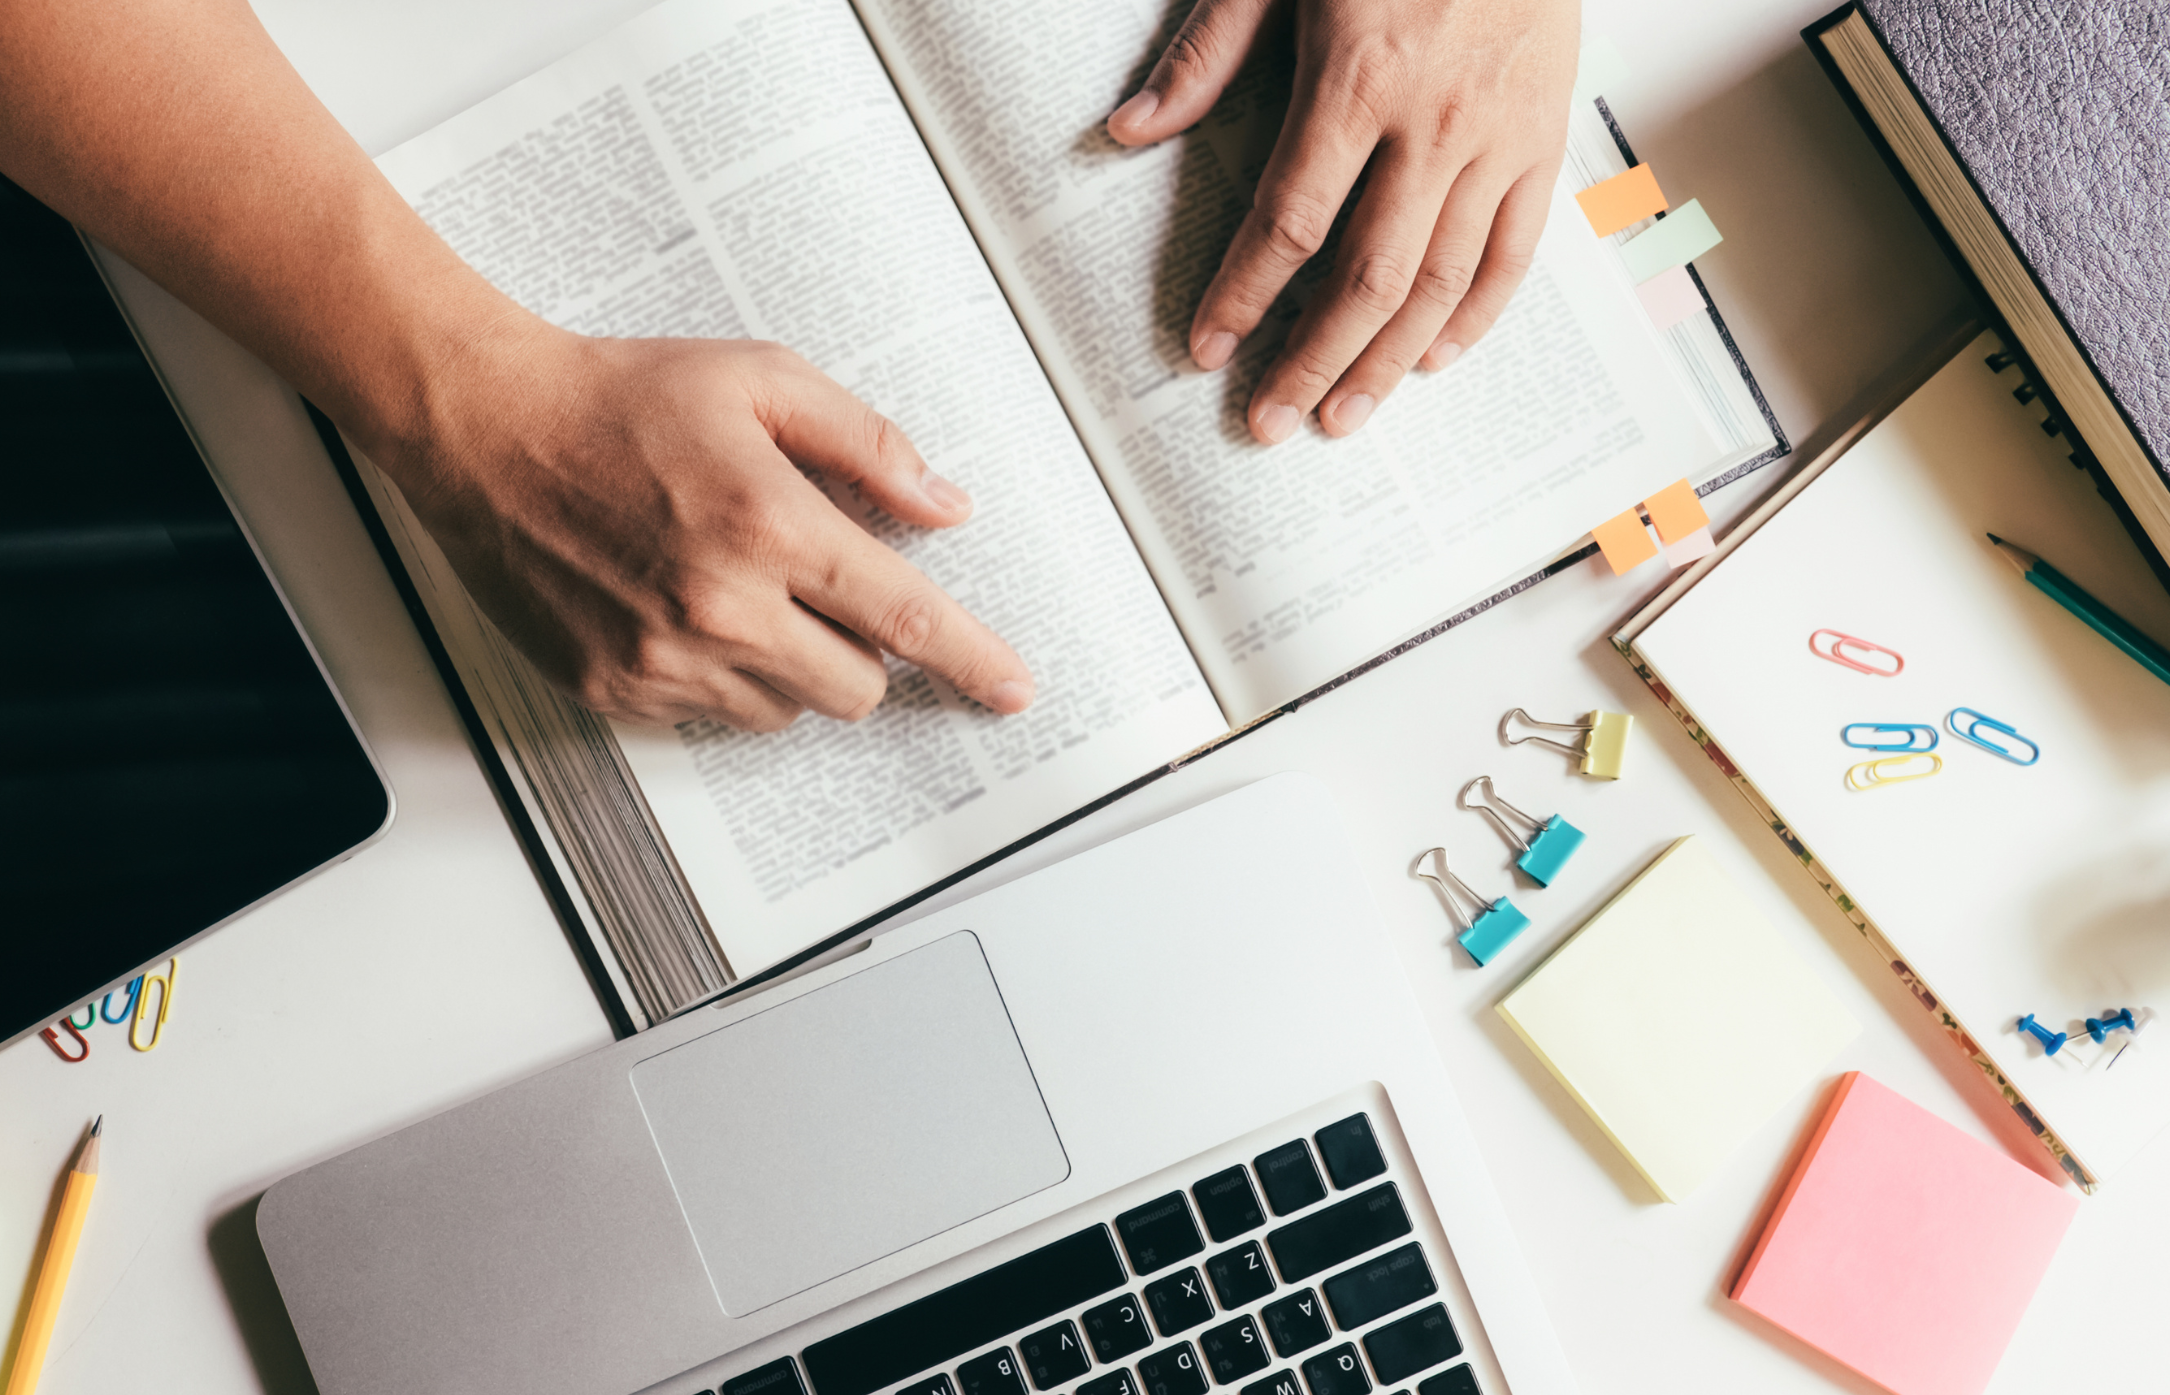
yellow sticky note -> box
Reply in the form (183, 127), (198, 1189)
(1643, 478), (1710, 544)
(1591, 505), (1659, 573)
(1576, 165), (1668, 238)
(1498, 837), (1860, 1202)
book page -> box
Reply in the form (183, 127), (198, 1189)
(375, 0), (1225, 977)
(853, 0), (1729, 721)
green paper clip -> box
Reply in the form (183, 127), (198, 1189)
(1416, 847), (1532, 966)
(1501, 707), (1632, 779)
(1460, 776), (1587, 886)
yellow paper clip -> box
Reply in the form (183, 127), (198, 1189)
(130, 957), (178, 1051)
(1500, 708), (1632, 780)
(1844, 753), (1943, 791)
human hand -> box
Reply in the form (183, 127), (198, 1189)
(374, 326), (1035, 731)
(1107, 0), (1579, 444)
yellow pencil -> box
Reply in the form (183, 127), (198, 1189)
(4, 1119), (101, 1395)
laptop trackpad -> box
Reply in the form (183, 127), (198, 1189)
(630, 931), (1069, 1316)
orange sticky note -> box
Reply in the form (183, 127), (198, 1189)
(1575, 164), (1668, 238)
(1642, 478), (1709, 544)
(1591, 505), (1658, 573)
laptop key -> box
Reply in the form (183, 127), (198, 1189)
(1144, 1266), (1215, 1336)
(1240, 1371), (1301, 1395)
(1299, 1345), (1370, 1395)
(958, 1349), (1028, 1395)
(1266, 1185), (1411, 1282)
(1082, 1294), (1154, 1362)
(1259, 1290), (1331, 1358)
(898, 1378), (955, 1395)
(1117, 1193), (1207, 1275)
(1021, 1321), (1092, 1390)
(1193, 1167), (1266, 1242)
(1080, 1373), (1142, 1395)
(1416, 1369), (1480, 1395)
(725, 1359), (808, 1395)
(1205, 1242), (1275, 1309)
(1136, 1343), (1209, 1395)
(1198, 1316), (1271, 1385)
(1254, 1142), (1327, 1217)
(1313, 1116), (1387, 1190)
(1361, 1306), (1461, 1385)
(1321, 1244), (1434, 1330)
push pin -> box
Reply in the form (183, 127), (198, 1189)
(1415, 847), (1531, 966)
(2085, 1008), (2137, 1044)
(1460, 776), (1586, 886)
(1500, 707), (1632, 780)
(2016, 1013), (2068, 1056)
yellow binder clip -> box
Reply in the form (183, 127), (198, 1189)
(1844, 752), (1943, 791)
(1500, 708), (1632, 780)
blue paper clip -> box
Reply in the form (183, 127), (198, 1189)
(1416, 847), (1531, 966)
(1459, 776), (1586, 886)
(1947, 708), (2040, 765)
(2017, 1013), (2068, 1056)
(2086, 1008), (2137, 1044)
(1841, 723), (1937, 752)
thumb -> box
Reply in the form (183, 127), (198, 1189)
(758, 352), (971, 530)
(1106, 0), (1275, 146)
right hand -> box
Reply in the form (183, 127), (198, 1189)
(370, 323), (1035, 732)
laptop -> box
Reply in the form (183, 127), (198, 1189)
(258, 776), (1575, 1395)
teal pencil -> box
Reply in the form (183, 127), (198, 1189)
(1987, 534), (2170, 688)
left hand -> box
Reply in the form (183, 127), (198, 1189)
(1107, 0), (1580, 444)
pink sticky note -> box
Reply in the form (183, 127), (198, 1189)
(1635, 264), (1706, 330)
(1664, 525), (1716, 568)
(1732, 1073), (2077, 1395)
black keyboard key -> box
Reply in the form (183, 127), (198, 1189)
(1416, 1368), (1480, 1395)
(1361, 1307), (1461, 1385)
(1144, 1267), (1215, 1336)
(1254, 1143), (1327, 1216)
(1117, 1193), (1207, 1275)
(803, 1227), (1127, 1395)
(1193, 1168), (1266, 1242)
(1081, 1373), (1142, 1395)
(1266, 1185), (1411, 1283)
(1198, 1317), (1271, 1385)
(1313, 1116), (1387, 1190)
(1321, 1245), (1435, 1330)
(1082, 1294), (1153, 1363)
(959, 1349), (1028, 1395)
(1021, 1322), (1092, 1390)
(1137, 1344), (1209, 1395)
(1241, 1372), (1300, 1395)
(1205, 1242), (1275, 1309)
(726, 1360), (808, 1395)
(1299, 1345), (1370, 1395)
(1259, 1290), (1331, 1358)
(899, 1379), (955, 1395)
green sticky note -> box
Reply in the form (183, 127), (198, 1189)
(1572, 36), (1630, 104)
(1618, 199), (1722, 284)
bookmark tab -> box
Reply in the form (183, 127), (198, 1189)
(1642, 478), (1710, 544)
(1634, 264), (1708, 331)
(1619, 199), (1723, 283)
(1572, 36), (1630, 105)
(1592, 505), (1658, 573)
(1665, 526), (1716, 568)
(1576, 165), (1668, 238)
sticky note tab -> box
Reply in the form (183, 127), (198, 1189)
(1618, 198), (1723, 283)
(1634, 263), (1707, 330)
(1732, 1073), (2077, 1395)
(1576, 165), (1668, 238)
(1497, 836), (1860, 1203)
(1591, 505), (1659, 573)
(1643, 478), (1710, 544)
(1572, 36), (1630, 105)
(1664, 525), (1717, 569)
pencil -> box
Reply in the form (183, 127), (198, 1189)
(4, 1119), (101, 1395)
(1988, 535), (2170, 689)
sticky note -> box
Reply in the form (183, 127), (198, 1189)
(1576, 165), (1668, 238)
(1664, 525), (1716, 568)
(1733, 1073), (2077, 1395)
(1572, 36), (1630, 105)
(1590, 505), (1658, 573)
(1634, 263), (1707, 330)
(1642, 478), (1710, 544)
(1618, 198), (1723, 283)
(1497, 836), (1859, 1202)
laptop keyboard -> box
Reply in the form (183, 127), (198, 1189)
(702, 1111), (1488, 1395)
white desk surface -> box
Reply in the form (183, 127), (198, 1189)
(4, 2), (2154, 1391)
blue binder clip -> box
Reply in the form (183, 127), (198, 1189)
(2016, 1013), (2068, 1056)
(1459, 776), (1586, 886)
(1415, 847), (1532, 966)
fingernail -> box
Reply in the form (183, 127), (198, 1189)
(1333, 393), (1375, 432)
(920, 469), (970, 513)
(1109, 89), (1159, 133)
(1427, 340), (1465, 371)
(988, 678), (1035, 712)
(1256, 403), (1300, 444)
(1193, 330), (1238, 371)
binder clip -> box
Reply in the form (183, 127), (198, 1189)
(1415, 847), (1531, 966)
(2016, 1013), (2068, 1056)
(1946, 708), (2040, 765)
(1459, 776), (1586, 886)
(1500, 707), (1632, 779)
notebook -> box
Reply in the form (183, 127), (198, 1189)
(1618, 327), (2170, 1189)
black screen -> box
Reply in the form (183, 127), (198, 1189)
(1, 177), (391, 1042)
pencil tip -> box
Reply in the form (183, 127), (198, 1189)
(1986, 533), (2003, 545)
(91, 1116), (103, 1136)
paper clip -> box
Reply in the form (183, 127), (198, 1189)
(1844, 753), (1942, 790)
(1415, 847), (1532, 966)
(130, 957), (178, 1052)
(39, 1020), (90, 1063)
(1810, 629), (1904, 676)
(1840, 723), (1938, 752)
(1459, 776), (1586, 885)
(2017, 1013), (2068, 1056)
(101, 976), (143, 1024)
(1946, 708), (2039, 765)
(1500, 707), (1632, 779)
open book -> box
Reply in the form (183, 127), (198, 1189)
(333, 0), (1783, 1029)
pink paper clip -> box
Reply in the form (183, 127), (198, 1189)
(1810, 629), (1904, 677)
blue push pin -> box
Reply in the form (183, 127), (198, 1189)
(2017, 1013), (2068, 1056)
(2085, 1008), (2137, 1044)
(1460, 776), (1586, 886)
(1416, 847), (1532, 966)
